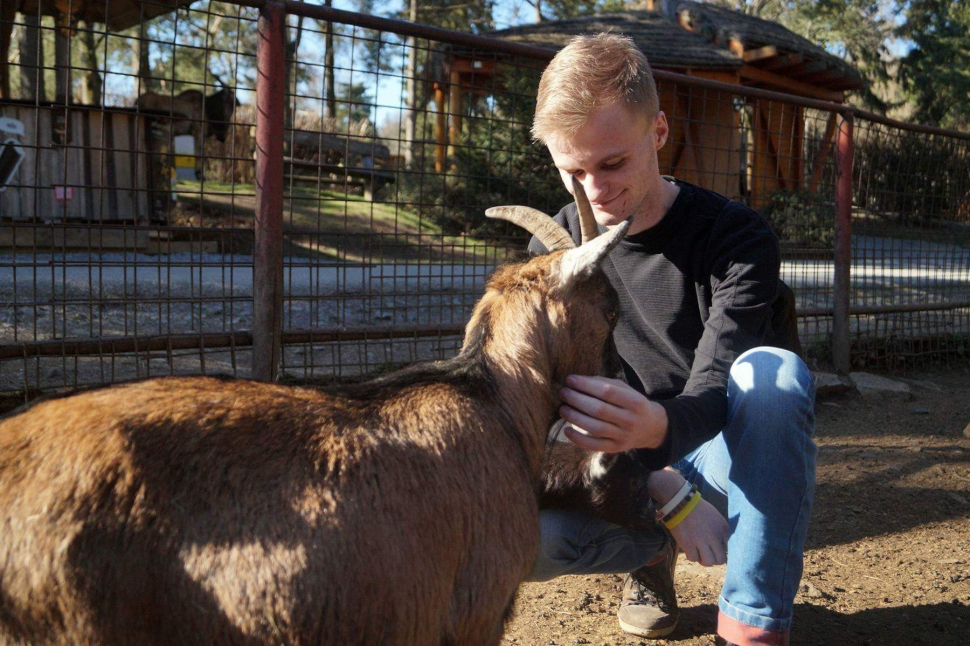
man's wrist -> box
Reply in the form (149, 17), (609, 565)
(646, 468), (686, 506)
(637, 400), (669, 450)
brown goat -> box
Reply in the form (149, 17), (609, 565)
(0, 207), (628, 645)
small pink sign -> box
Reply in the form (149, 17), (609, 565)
(54, 186), (74, 201)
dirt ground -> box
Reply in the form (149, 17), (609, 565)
(505, 364), (970, 646)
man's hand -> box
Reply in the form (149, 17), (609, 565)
(648, 468), (729, 567)
(668, 497), (729, 566)
(559, 375), (668, 452)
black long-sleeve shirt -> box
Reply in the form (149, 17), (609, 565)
(529, 180), (799, 469)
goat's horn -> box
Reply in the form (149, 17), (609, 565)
(558, 217), (631, 283)
(571, 175), (600, 245)
(485, 206), (577, 251)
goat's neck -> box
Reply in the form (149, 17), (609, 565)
(481, 339), (556, 476)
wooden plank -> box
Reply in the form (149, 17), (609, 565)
(757, 103), (788, 189)
(743, 45), (778, 63)
(288, 128), (390, 159)
(761, 52), (804, 72)
(808, 112), (838, 194)
(740, 65), (845, 103)
(0, 225), (149, 249)
(81, 108), (96, 221)
(103, 111), (120, 220)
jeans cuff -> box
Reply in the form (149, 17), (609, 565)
(718, 596), (792, 636)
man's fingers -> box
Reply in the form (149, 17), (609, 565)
(560, 387), (626, 424)
(565, 375), (643, 408)
(713, 541), (727, 566)
(559, 406), (619, 440)
(562, 424), (620, 452)
(699, 544), (718, 568)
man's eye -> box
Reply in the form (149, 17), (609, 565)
(603, 160), (625, 170)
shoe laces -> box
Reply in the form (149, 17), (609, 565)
(628, 576), (673, 612)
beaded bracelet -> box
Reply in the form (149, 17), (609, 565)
(656, 483), (698, 523)
(664, 490), (702, 530)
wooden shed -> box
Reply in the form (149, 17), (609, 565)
(442, 0), (863, 204)
(0, 0), (196, 226)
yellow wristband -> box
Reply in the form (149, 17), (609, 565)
(663, 491), (701, 530)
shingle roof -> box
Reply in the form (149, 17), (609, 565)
(485, 5), (863, 90)
(488, 11), (742, 71)
(665, 1), (862, 88)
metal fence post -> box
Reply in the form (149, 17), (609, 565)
(253, 1), (286, 382)
(832, 111), (854, 373)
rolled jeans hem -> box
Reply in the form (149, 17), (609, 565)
(718, 596), (792, 634)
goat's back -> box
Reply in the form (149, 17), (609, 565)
(0, 376), (538, 645)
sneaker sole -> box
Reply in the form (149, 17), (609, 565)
(618, 616), (678, 639)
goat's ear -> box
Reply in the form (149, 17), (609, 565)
(555, 217), (630, 286)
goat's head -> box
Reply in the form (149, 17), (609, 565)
(466, 176), (626, 390)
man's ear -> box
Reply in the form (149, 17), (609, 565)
(654, 111), (669, 150)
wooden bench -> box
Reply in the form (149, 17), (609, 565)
(283, 157), (395, 201)
(285, 130), (394, 200)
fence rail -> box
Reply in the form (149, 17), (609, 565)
(1, 0), (968, 403)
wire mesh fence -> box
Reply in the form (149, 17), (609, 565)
(1, 1), (968, 405)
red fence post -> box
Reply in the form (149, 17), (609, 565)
(832, 111), (854, 373)
(253, 1), (286, 382)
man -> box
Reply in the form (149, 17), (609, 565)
(525, 33), (817, 646)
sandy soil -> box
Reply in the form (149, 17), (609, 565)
(505, 365), (970, 646)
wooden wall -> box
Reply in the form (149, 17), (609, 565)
(0, 105), (156, 223)
(657, 70), (743, 200)
(749, 98), (805, 209)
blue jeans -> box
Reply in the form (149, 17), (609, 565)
(527, 347), (817, 635)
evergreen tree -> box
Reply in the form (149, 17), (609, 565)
(897, 0), (970, 129)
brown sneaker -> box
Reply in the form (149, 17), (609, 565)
(617, 535), (680, 638)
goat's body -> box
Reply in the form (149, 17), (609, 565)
(0, 374), (537, 645)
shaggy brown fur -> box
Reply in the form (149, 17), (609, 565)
(0, 251), (620, 646)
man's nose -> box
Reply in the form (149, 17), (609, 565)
(581, 174), (610, 203)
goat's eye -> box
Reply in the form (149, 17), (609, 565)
(605, 308), (619, 326)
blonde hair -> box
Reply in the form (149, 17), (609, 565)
(532, 33), (660, 144)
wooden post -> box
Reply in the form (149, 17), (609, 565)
(832, 112), (853, 373)
(253, 1), (286, 382)
(447, 69), (462, 164)
(433, 81), (446, 173)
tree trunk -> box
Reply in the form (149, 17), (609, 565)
(324, 0), (336, 121)
(0, 3), (15, 99)
(284, 14), (303, 150)
(81, 22), (102, 106)
(403, 0), (419, 167)
(20, 14), (44, 101)
(137, 24), (153, 93)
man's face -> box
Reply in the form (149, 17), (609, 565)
(547, 103), (669, 231)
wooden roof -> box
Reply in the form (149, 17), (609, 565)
(487, 5), (863, 93)
(665, 1), (863, 90)
(489, 11), (741, 71)
(18, 0), (197, 31)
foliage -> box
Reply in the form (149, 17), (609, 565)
(760, 190), (835, 248)
(392, 65), (566, 236)
(852, 129), (970, 225)
(897, 0), (970, 130)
